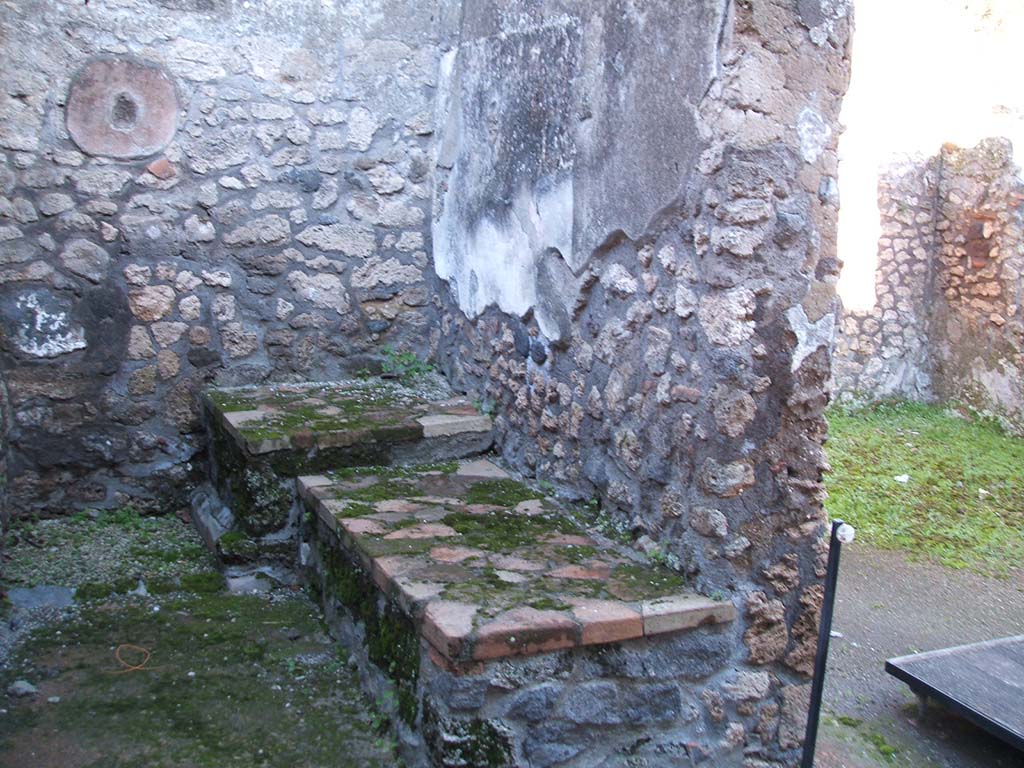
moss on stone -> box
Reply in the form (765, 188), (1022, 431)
(0, 588), (397, 767)
(344, 478), (424, 503)
(180, 571), (225, 594)
(464, 478), (541, 506)
(422, 702), (513, 768)
(441, 508), (579, 550)
(217, 530), (259, 562)
(315, 531), (420, 726)
(236, 467), (292, 537)
(329, 461), (458, 481)
(358, 536), (437, 559)
(610, 562), (689, 599)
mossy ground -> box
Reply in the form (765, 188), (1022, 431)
(2, 509), (212, 591)
(826, 400), (1024, 576)
(0, 512), (397, 768)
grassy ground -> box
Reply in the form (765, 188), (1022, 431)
(826, 400), (1024, 576)
(0, 513), (398, 768)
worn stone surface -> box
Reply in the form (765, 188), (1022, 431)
(2, 0), (853, 763)
(298, 458), (733, 664)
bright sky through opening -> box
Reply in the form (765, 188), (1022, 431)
(837, 0), (1024, 310)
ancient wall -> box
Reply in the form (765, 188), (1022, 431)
(831, 158), (938, 399)
(932, 140), (1024, 430)
(433, 1), (853, 763)
(832, 139), (1024, 433)
(0, 0), (452, 517)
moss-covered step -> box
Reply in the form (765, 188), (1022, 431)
(196, 377), (493, 570)
(204, 377), (492, 465)
(298, 459), (735, 667)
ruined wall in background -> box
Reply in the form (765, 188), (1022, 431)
(434, 1), (853, 763)
(833, 139), (1024, 433)
(932, 139), (1024, 430)
(0, 0), (452, 516)
(832, 158), (938, 399)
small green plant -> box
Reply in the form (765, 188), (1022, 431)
(370, 690), (396, 732)
(180, 571), (225, 595)
(380, 346), (434, 383)
(864, 731), (898, 761)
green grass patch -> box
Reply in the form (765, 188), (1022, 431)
(826, 400), (1024, 575)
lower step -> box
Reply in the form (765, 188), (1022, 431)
(298, 459), (736, 767)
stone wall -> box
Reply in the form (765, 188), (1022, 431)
(833, 139), (1024, 433)
(433, 1), (853, 764)
(0, 0), (450, 517)
(932, 140), (1024, 429)
(831, 158), (938, 399)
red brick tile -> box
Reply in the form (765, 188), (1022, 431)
(383, 522), (457, 540)
(471, 607), (579, 661)
(570, 599), (644, 645)
(426, 644), (485, 676)
(641, 595), (737, 636)
(430, 545), (487, 564)
(422, 600), (478, 660)
(146, 157), (175, 179)
(370, 555), (422, 592)
(374, 499), (423, 514)
(340, 518), (387, 536)
(548, 563), (612, 580)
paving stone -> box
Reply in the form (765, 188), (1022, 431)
(417, 413), (493, 438)
(205, 378), (492, 458)
(382, 523), (457, 540)
(456, 459), (510, 478)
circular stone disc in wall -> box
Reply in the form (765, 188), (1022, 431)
(66, 58), (179, 159)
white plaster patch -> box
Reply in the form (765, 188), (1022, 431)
(433, 178), (575, 340)
(969, 357), (1023, 426)
(13, 292), (87, 358)
(797, 107), (830, 163)
(786, 305), (835, 372)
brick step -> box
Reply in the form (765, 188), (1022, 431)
(298, 459), (736, 764)
(192, 376), (493, 569)
(300, 459), (734, 665)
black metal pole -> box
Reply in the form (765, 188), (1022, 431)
(801, 519), (849, 768)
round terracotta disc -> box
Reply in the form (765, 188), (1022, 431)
(66, 57), (179, 159)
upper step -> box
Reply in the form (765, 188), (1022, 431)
(299, 459), (736, 667)
(203, 377), (493, 473)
